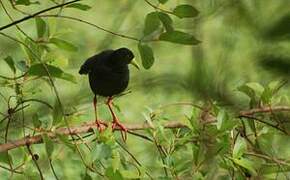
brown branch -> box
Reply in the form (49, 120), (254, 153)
(239, 106), (290, 116)
(0, 121), (186, 152)
(1, 105), (290, 152)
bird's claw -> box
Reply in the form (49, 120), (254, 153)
(95, 120), (107, 132)
(112, 121), (127, 142)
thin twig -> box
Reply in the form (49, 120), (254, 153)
(143, 0), (173, 15)
(245, 152), (290, 166)
(26, 145), (44, 180)
(0, 164), (22, 174)
(39, 15), (140, 42)
(0, 0), (81, 31)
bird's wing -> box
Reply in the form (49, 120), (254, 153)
(79, 50), (114, 75)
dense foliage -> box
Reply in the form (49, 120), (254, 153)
(0, 0), (290, 179)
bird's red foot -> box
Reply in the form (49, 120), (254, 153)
(95, 120), (107, 132)
(112, 120), (127, 141)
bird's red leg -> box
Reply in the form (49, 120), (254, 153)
(93, 95), (106, 131)
(106, 96), (127, 141)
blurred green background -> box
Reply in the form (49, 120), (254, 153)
(1, 0), (290, 179)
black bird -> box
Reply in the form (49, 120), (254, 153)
(79, 47), (138, 139)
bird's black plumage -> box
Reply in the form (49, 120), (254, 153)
(79, 47), (134, 97)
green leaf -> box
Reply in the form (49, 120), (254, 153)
(173, 4), (199, 18)
(16, 60), (29, 72)
(158, 0), (168, 4)
(49, 38), (78, 52)
(143, 12), (161, 36)
(158, 12), (174, 32)
(112, 151), (120, 172)
(245, 82), (264, 96)
(105, 167), (124, 180)
(27, 63), (76, 83)
(233, 136), (247, 158)
(43, 134), (54, 158)
(52, 100), (63, 126)
(35, 17), (47, 38)
(138, 43), (155, 69)
(32, 113), (41, 128)
(231, 157), (257, 176)
(91, 143), (112, 161)
(28, 63), (62, 77)
(4, 56), (16, 73)
(159, 31), (201, 45)
(21, 37), (42, 63)
(15, 0), (31, 5)
(0, 152), (12, 165)
(186, 107), (200, 132)
(216, 110), (226, 130)
(237, 85), (256, 99)
(66, 3), (91, 11)
(15, 0), (39, 5)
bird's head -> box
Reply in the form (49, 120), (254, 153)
(110, 48), (139, 69)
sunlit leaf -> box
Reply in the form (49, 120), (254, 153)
(49, 38), (78, 52)
(231, 157), (257, 176)
(138, 43), (155, 69)
(217, 110), (236, 131)
(105, 167), (124, 180)
(143, 12), (161, 36)
(173, 4), (199, 18)
(112, 150), (120, 172)
(159, 31), (201, 45)
(4, 56), (16, 73)
(233, 136), (247, 158)
(66, 3), (91, 11)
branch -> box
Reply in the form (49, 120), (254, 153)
(0, 121), (186, 152)
(1, 105), (290, 152)
(0, 0), (80, 31)
(239, 106), (290, 116)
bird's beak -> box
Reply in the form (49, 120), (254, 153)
(130, 59), (140, 70)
